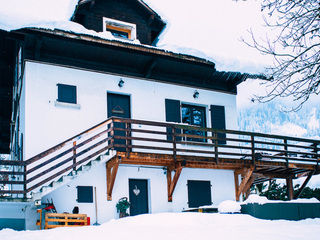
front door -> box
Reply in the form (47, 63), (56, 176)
(107, 93), (130, 151)
(129, 179), (149, 216)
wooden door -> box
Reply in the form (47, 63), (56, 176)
(107, 93), (130, 151)
(129, 179), (149, 216)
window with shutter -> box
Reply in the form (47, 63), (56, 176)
(210, 105), (226, 144)
(187, 180), (212, 208)
(57, 84), (77, 104)
(181, 104), (206, 142)
(165, 99), (181, 141)
(77, 186), (93, 203)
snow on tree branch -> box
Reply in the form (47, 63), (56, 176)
(244, 0), (320, 110)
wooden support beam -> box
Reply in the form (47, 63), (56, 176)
(294, 170), (315, 199)
(167, 164), (183, 202)
(286, 176), (294, 200)
(147, 15), (155, 26)
(236, 167), (254, 201)
(106, 157), (120, 201)
(145, 59), (157, 79)
(243, 176), (255, 199)
(234, 171), (240, 201)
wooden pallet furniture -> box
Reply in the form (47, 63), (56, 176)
(36, 209), (42, 230)
(45, 213), (87, 229)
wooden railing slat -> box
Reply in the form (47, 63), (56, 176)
(1, 116), (319, 198)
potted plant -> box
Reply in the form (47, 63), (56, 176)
(116, 197), (131, 218)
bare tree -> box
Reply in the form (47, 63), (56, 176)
(246, 0), (320, 110)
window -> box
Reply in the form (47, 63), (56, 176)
(57, 84), (77, 104)
(187, 180), (212, 208)
(181, 104), (206, 142)
(77, 186), (93, 203)
(103, 17), (136, 40)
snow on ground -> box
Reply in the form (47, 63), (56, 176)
(243, 194), (320, 205)
(1, 213), (320, 240)
(218, 200), (241, 213)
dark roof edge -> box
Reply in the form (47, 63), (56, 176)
(17, 27), (216, 67)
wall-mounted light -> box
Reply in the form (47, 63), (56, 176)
(118, 79), (124, 88)
(193, 90), (199, 99)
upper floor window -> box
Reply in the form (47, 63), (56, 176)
(57, 84), (77, 104)
(181, 104), (206, 142)
(103, 17), (136, 40)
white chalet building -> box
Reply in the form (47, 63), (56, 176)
(0, 0), (319, 230)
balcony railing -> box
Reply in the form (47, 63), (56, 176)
(0, 117), (319, 199)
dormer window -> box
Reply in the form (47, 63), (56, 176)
(103, 17), (136, 41)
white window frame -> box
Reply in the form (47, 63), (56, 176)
(103, 17), (137, 41)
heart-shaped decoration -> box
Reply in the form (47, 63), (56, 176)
(133, 185), (140, 196)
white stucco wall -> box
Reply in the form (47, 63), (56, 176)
(42, 164), (235, 224)
(22, 61), (238, 159)
(19, 60), (238, 226)
(0, 202), (38, 230)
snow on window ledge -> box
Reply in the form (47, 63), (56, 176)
(103, 17), (137, 41)
(54, 100), (81, 109)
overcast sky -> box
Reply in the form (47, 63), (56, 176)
(0, 0), (278, 107)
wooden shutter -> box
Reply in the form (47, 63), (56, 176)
(77, 186), (93, 203)
(165, 99), (181, 141)
(210, 105), (226, 144)
(57, 84), (77, 104)
(187, 180), (212, 208)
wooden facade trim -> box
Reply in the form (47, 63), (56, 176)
(294, 170), (315, 199)
(167, 163), (183, 202)
(286, 176), (294, 200)
(1, 117), (319, 199)
(235, 167), (254, 201)
(106, 156), (120, 201)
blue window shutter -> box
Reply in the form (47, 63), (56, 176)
(77, 186), (93, 203)
(187, 180), (212, 208)
(165, 99), (181, 141)
(210, 105), (226, 144)
(57, 84), (77, 104)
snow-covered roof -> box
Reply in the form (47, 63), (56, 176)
(0, 0), (271, 74)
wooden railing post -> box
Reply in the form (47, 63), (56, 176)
(72, 141), (77, 171)
(125, 122), (130, 158)
(284, 139), (288, 168)
(172, 126), (177, 162)
(214, 132), (218, 164)
(314, 143), (319, 171)
(23, 162), (27, 199)
(110, 119), (115, 150)
(251, 135), (255, 166)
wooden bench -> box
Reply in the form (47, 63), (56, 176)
(45, 213), (87, 229)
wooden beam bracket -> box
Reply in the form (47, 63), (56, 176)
(167, 163), (183, 202)
(106, 156), (120, 201)
(235, 167), (254, 201)
(294, 170), (315, 199)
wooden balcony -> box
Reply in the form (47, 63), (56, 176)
(0, 117), (319, 201)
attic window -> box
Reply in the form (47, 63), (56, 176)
(103, 17), (136, 40)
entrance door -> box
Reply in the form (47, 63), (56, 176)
(129, 179), (149, 216)
(107, 93), (130, 151)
